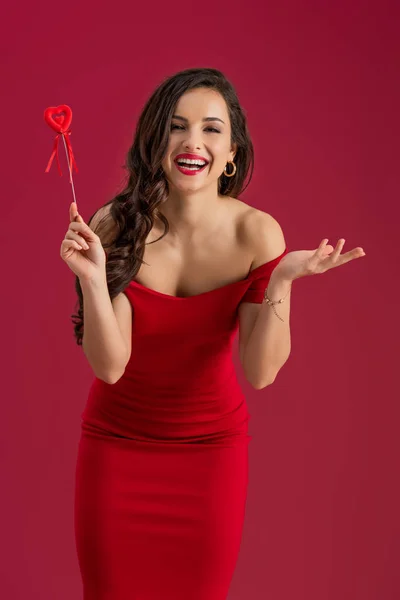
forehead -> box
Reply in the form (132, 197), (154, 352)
(174, 88), (229, 121)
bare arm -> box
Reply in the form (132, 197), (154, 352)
(80, 203), (132, 384)
(242, 272), (292, 388)
(81, 275), (132, 384)
(239, 211), (291, 389)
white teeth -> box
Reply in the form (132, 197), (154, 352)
(177, 158), (207, 166)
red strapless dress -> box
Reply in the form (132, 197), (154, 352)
(74, 247), (288, 600)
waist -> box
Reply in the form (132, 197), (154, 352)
(81, 371), (249, 442)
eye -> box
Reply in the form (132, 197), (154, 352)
(170, 124), (221, 133)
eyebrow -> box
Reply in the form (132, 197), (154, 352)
(172, 114), (225, 125)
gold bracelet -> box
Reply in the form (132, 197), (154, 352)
(263, 286), (291, 322)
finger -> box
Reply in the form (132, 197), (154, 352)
(69, 240), (84, 251)
(70, 202), (79, 223)
(66, 230), (90, 249)
(69, 221), (96, 242)
(315, 238), (329, 258)
(330, 238), (345, 262)
(354, 247), (366, 257)
(319, 238), (329, 250)
(341, 247), (366, 262)
(61, 239), (84, 254)
(70, 201), (85, 224)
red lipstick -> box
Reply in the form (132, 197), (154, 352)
(174, 153), (209, 176)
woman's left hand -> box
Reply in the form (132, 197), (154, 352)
(274, 238), (366, 282)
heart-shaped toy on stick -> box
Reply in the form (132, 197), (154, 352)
(44, 104), (79, 203)
(44, 104), (73, 134)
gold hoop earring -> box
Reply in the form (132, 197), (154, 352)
(223, 160), (236, 177)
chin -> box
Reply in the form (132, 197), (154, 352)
(168, 178), (209, 194)
(172, 183), (207, 194)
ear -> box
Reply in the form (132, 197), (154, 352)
(229, 142), (238, 162)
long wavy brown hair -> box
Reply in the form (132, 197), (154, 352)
(71, 67), (255, 345)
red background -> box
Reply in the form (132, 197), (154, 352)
(1, 1), (399, 598)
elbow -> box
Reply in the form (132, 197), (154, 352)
(100, 375), (121, 385)
(102, 375), (120, 385)
(246, 370), (277, 389)
(103, 369), (125, 385)
(244, 369), (276, 390)
(108, 350), (131, 384)
(251, 375), (276, 390)
(97, 365), (127, 385)
(250, 356), (290, 389)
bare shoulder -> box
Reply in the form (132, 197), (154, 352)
(241, 206), (287, 269)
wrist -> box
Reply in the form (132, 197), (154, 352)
(79, 273), (108, 291)
(266, 272), (293, 296)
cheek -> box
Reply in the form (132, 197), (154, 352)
(212, 137), (231, 158)
(161, 154), (169, 168)
(209, 143), (229, 170)
(162, 144), (174, 169)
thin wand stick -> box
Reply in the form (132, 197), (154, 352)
(61, 134), (77, 206)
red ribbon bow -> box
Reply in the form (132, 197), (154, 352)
(44, 104), (78, 178)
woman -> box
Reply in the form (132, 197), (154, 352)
(61, 67), (365, 599)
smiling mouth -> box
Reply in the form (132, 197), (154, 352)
(174, 159), (209, 175)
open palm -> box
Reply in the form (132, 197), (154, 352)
(275, 238), (366, 282)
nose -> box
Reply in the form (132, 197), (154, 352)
(182, 129), (202, 151)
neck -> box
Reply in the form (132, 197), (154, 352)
(158, 185), (226, 236)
